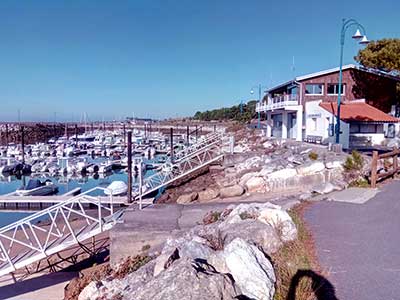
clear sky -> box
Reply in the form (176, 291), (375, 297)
(0, 0), (398, 122)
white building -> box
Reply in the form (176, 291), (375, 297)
(255, 65), (400, 148)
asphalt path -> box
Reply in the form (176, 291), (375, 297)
(305, 181), (400, 300)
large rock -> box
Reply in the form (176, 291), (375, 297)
(258, 207), (297, 242)
(296, 161), (325, 176)
(154, 236), (213, 276)
(219, 219), (282, 254)
(79, 260), (156, 300)
(134, 258), (239, 300)
(267, 168), (297, 180)
(312, 182), (339, 195)
(239, 171), (259, 186)
(176, 192), (198, 204)
(219, 184), (245, 198)
(198, 188), (219, 201)
(245, 176), (267, 193)
(325, 160), (344, 169)
(222, 238), (276, 300)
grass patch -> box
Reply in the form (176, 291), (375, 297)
(348, 178), (370, 188)
(272, 203), (322, 300)
(202, 211), (222, 225)
(308, 152), (318, 161)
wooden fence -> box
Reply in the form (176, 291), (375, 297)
(370, 147), (399, 188)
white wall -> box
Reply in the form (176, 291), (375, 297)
(305, 100), (350, 148)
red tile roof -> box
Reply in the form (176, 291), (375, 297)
(319, 102), (400, 123)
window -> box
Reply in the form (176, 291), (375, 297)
(386, 124), (395, 138)
(305, 84), (323, 95)
(350, 124), (384, 134)
(327, 84), (345, 95)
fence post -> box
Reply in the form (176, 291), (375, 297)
(393, 146), (398, 176)
(371, 151), (378, 188)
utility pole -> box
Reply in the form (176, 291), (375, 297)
(170, 127), (174, 163)
(127, 131), (132, 203)
(21, 126), (25, 164)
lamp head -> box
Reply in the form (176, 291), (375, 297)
(352, 29), (363, 40)
(359, 35), (370, 45)
(250, 89), (254, 95)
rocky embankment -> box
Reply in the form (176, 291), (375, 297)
(0, 123), (85, 145)
(162, 128), (369, 205)
(77, 202), (298, 300)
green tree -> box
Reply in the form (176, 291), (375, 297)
(355, 38), (400, 73)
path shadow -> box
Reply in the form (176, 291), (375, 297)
(286, 269), (338, 300)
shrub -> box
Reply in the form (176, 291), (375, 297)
(200, 230), (226, 251)
(349, 178), (369, 188)
(239, 211), (256, 220)
(202, 211), (222, 225)
(343, 150), (364, 171)
(308, 152), (318, 160)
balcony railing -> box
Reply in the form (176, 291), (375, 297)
(256, 94), (300, 112)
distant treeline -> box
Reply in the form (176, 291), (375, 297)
(193, 100), (257, 123)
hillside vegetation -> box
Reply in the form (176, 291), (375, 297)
(193, 100), (257, 123)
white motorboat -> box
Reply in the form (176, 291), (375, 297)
(98, 160), (113, 174)
(16, 179), (59, 196)
(104, 181), (128, 196)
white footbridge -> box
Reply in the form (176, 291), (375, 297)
(0, 131), (224, 277)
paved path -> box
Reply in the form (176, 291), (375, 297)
(305, 181), (400, 300)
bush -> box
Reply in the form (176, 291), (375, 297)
(349, 178), (369, 188)
(308, 152), (318, 160)
(343, 150), (364, 171)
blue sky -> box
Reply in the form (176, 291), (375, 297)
(0, 0), (398, 121)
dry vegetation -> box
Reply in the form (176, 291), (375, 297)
(64, 255), (153, 300)
(272, 203), (325, 300)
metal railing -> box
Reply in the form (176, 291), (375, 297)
(173, 131), (223, 161)
(0, 187), (122, 277)
(256, 94), (300, 112)
(139, 133), (223, 199)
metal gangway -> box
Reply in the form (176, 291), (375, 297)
(0, 187), (122, 277)
(0, 130), (225, 277)
(138, 131), (224, 199)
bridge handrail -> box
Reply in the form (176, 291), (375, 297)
(0, 186), (113, 234)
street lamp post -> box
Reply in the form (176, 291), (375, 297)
(251, 84), (267, 129)
(335, 18), (369, 144)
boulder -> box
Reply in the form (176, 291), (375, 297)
(267, 168), (297, 180)
(154, 237), (213, 276)
(219, 219), (282, 254)
(239, 171), (259, 186)
(219, 184), (245, 198)
(325, 160), (344, 169)
(176, 192), (198, 204)
(258, 207), (297, 242)
(296, 161), (325, 176)
(198, 188), (219, 201)
(79, 260), (156, 300)
(312, 182), (339, 195)
(263, 141), (274, 149)
(134, 258), (239, 300)
(245, 176), (267, 193)
(222, 238), (276, 300)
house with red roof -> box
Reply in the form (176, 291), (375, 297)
(255, 64), (400, 149)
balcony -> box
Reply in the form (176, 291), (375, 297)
(256, 94), (300, 112)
